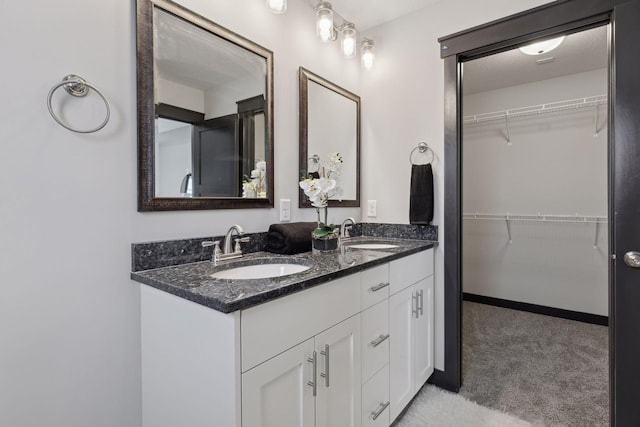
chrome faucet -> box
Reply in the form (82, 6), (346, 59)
(201, 224), (249, 265)
(224, 224), (245, 254)
(340, 217), (356, 239)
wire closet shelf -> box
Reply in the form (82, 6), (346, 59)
(463, 95), (607, 125)
(463, 213), (607, 247)
(462, 213), (607, 223)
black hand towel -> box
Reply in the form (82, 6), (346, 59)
(409, 163), (434, 225)
(266, 222), (317, 255)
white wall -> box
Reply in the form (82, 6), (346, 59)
(157, 78), (205, 113)
(0, 1), (360, 426)
(462, 69), (608, 315)
(204, 77), (264, 119)
(361, 0), (554, 371)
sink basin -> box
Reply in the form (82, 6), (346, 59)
(210, 263), (310, 280)
(346, 243), (399, 250)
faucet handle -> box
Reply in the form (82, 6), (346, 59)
(202, 241), (222, 263)
(234, 236), (251, 253)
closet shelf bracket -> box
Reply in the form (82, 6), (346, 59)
(504, 112), (511, 144)
(505, 214), (512, 243)
(594, 222), (599, 249)
(593, 104), (600, 137)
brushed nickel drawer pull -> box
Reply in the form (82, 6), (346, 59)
(370, 282), (389, 292)
(319, 344), (330, 387)
(370, 334), (390, 348)
(307, 351), (317, 396)
(371, 401), (390, 420)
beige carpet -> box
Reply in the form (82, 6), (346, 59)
(393, 385), (531, 427)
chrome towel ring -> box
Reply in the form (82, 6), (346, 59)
(409, 142), (435, 165)
(47, 74), (111, 133)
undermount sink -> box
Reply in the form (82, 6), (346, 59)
(210, 262), (311, 280)
(345, 243), (399, 250)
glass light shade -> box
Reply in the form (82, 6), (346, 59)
(316, 2), (334, 42)
(341, 23), (356, 58)
(361, 39), (375, 69)
(519, 36), (566, 55)
(266, 0), (287, 14)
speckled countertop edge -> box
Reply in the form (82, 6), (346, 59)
(131, 237), (437, 313)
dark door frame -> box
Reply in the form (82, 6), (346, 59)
(436, 0), (640, 425)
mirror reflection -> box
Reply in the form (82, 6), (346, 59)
(299, 67), (360, 208)
(137, 0), (274, 210)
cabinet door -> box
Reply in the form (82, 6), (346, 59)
(413, 276), (434, 389)
(242, 338), (315, 427)
(389, 285), (416, 423)
(315, 315), (362, 427)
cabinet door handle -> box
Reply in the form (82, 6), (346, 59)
(417, 289), (424, 317)
(307, 351), (317, 396)
(370, 334), (390, 348)
(370, 282), (389, 292)
(319, 344), (330, 387)
(371, 401), (390, 420)
(412, 292), (419, 319)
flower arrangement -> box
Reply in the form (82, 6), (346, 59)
(243, 160), (267, 198)
(299, 152), (344, 238)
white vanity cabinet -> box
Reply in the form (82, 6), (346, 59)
(140, 247), (434, 427)
(388, 252), (435, 423)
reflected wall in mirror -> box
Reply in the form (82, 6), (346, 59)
(299, 67), (360, 208)
(137, 0), (274, 211)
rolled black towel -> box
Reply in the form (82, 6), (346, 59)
(266, 222), (317, 255)
(409, 163), (434, 225)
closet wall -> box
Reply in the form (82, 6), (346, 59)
(462, 68), (608, 316)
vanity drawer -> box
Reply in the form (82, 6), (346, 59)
(362, 364), (390, 427)
(361, 264), (389, 310)
(241, 273), (361, 372)
(361, 299), (389, 383)
(389, 249), (433, 295)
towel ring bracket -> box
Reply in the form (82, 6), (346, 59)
(409, 142), (434, 165)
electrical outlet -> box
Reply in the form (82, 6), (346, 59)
(279, 199), (291, 222)
(367, 200), (377, 217)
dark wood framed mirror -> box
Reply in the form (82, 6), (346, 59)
(137, 0), (274, 211)
(298, 67), (360, 208)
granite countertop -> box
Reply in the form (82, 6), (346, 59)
(131, 236), (437, 313)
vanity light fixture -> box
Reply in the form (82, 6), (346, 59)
(361, 39), (375, 69)
(304, 1), (376, 68)
(266, 0), (287, 14)
(340, 22), (357, 58)
(519, 36), (566, 55)
(316, 2), (335, 42)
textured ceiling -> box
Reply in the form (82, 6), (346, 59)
(463, 25), (608, 94)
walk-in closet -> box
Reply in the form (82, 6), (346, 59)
(459, 25), (609, 426)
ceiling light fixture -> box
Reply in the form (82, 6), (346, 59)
(316, 2), (335, 42)
(519, 36), (566, 55)
(266, 0), (287, 14)
(361, 39), (375, 70)
(340, 22), (357, 58)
